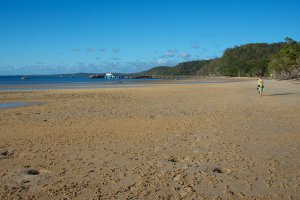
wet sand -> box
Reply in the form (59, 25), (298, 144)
(0, 79), (299, 199)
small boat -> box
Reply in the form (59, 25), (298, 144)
(21, 76), (29, 80)
(105, 72), (115, 79)
(90, 74), (104, 79)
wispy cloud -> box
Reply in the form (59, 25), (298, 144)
(168, 48), (177, 53)
(14, 65), (20, 70)
(178, 52), (191, 59)
(162, 48), (178, 58)
(157, 58), (166, 65)
(191, 42), (199, 49)
(163, 52), (175, 58)
(8, 64), (85, 75)
(7, 54), (187, 75)
(36, 61), (46, 65)
(97, 48), (106, 52)
(87, 48), (96, 53)
(111, 57), (120, 61)
(156, 58), (178, 66)
(73, 48), (108, 53)
(77, 61), (85, 66)
(112, 48), (120, 53)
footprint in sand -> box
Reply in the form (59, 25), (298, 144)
(212, 167), (231, 174)
(21, 166), (41, 175)
(212, 168), (223, 174)
(167, 158), (178, 163)
(24, 169), (40, 175)
(0, 149), (13, 159)
(21, 167), (52, 179)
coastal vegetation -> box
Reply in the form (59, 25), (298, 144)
(140, 37), (300, 79)
(268, 37), (300, 79)
(140, 60), (209, 76)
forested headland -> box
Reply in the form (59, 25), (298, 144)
(139, 37), (300, 79)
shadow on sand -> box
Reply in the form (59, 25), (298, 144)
(267, 93), (296, 96)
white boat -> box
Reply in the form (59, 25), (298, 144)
(105, 72), (115, 79)
(21, 76), (29, 80)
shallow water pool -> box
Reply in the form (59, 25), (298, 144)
(0, 102), (35, 109)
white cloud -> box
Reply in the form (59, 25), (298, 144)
(161, 48), (178, 58)
(178, 52), (191, 58)
(163, 52), (175, 57)
(157, 58), (166, 65)
(168, 48), (177, 53)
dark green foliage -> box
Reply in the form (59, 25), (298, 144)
(140, 60), (209, 76)
(218, 43), (283, 77)
(140, 66), (173, 76)
(197, 58), (222, 76)
(173, 60), (210, 75)
(268, 37), (300, 78)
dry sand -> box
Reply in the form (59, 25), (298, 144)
(0, 79), (299, 199)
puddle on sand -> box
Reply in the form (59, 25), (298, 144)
(0, 102), (36, 109)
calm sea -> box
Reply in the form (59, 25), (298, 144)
(0, 75), (156, 91)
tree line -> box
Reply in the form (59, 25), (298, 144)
(139, 37), (300, 79)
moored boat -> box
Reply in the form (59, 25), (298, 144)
(105, 72), (115, 79)
(89, 74), (104, 79)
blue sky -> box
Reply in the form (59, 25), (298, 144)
(0, 0), (299, 75)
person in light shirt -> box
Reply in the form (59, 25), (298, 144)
(257, 75), (264, 96)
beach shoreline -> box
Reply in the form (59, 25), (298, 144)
(0, 76), (255, 92)
(0, 79), (299, 199)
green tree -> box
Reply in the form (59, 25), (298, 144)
(268, 37), (300, 77)
(219, 43), (282, 77)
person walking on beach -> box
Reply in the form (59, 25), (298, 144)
(257, 76), (264, 96)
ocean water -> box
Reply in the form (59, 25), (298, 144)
(0, 75), (121, 85)
(0, 75), (156, 91)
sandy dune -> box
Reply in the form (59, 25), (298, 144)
(0, 79), (299, 199)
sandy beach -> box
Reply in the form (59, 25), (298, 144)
(0, 79), (299, 199)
